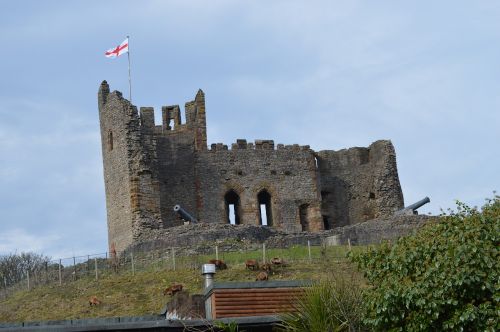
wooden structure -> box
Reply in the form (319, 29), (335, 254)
(203, 281), (308, 319)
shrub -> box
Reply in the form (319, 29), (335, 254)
(277, 274), (366, 332)
(352, 196), (499, 331)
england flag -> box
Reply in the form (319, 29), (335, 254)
(105, 38), (129, 58)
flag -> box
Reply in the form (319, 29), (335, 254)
(105, 38), (129, 58)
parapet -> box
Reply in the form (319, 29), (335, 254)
(316, 140), (396, 167)
(209, 139), (312, 152)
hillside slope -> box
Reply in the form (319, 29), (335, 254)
(0, 249), (361, 322)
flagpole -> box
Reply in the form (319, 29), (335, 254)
(127, 35), (132, 103)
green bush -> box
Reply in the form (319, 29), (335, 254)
(352, 196), (499, 331)
(277, 274), (366, 332)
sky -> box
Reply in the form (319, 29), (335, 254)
(0, 1), (498, 259)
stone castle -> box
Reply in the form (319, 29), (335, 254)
(98, 81), (405, 253)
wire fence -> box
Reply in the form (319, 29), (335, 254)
(0, 239), (358, 300)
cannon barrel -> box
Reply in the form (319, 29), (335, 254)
(173, 205), (198, 223)
(395, 197), (430, 215)
(405, 196), (430, 211)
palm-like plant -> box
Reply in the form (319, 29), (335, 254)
(277, 275), (366, 332)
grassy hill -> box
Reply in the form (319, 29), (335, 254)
(0, 245), (364, 323)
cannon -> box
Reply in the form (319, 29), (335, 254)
(173, 205), (198, 223)
(395, 197), (430, 216)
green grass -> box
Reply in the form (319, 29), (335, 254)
(0, 245), (365, 323)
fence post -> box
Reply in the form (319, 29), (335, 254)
(94, 258), (98, 281)
(172, 248), (176, 271)
(131, 252), (135, 276)
(307, 240), (312, 262)
(73, 256), (76, 280)
(27, 270), (30, 291)
(348, 238), (351, 251)
(87, 255), (90, 275)
(262, 243), (266, 264)
(3, 277), (6, 299)
(58, 259), (62, 286)
(215, 245), (219, 261)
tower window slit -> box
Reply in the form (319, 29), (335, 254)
(108, 131), (113, 151)
(225, 190), (241, 225)
(299, 204), (310, 231)
(229, 204), (236, 225)
(258, 190), (272, 227)
(260, 204), (268, 226)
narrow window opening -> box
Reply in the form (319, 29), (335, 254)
(323, 216), (330, 230)
(260, 204), (268, 226)
(168, 119), (174, 130)
(369, 192), (375, 199)
(229, 204), (236, 225)
(258, 190), (273, 226)
(107, 131), (113, 151)
(314, 156), (319, 169)
(299, 204), (310, 231)
(225, 190), (240, 225)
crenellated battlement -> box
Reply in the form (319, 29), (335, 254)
(134, 90), (206, 140)
(98, 81), (205, 137)
(209, 139), (311, 152)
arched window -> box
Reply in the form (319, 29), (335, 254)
(258, 189), (273, 226)
(107, 131), (113, 151)
(224, 190), (241, 225)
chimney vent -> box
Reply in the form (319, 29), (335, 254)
(202, 264), (216, 289)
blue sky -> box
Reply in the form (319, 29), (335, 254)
(0, 1), (498, 258)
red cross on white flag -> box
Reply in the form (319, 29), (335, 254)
(105, 38), (129, 58)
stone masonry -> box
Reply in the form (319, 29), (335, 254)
(98, 81), (405, 253)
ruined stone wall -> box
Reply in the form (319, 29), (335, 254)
(156, 129), (197, 227)
(98, 83), (137, 253)
(130, 215), (434, 254)
(147, 91), (206, 228)
(98, 81), (162, 253)
(317, 140), (404, 228)
(98, 81), (406, 253)
(194, 140), (323, 232)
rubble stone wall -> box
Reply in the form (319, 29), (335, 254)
(317, 140), (405, 228)
(128, 215), (435, 255)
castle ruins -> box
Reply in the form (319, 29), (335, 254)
(98, 81), (405, 253)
